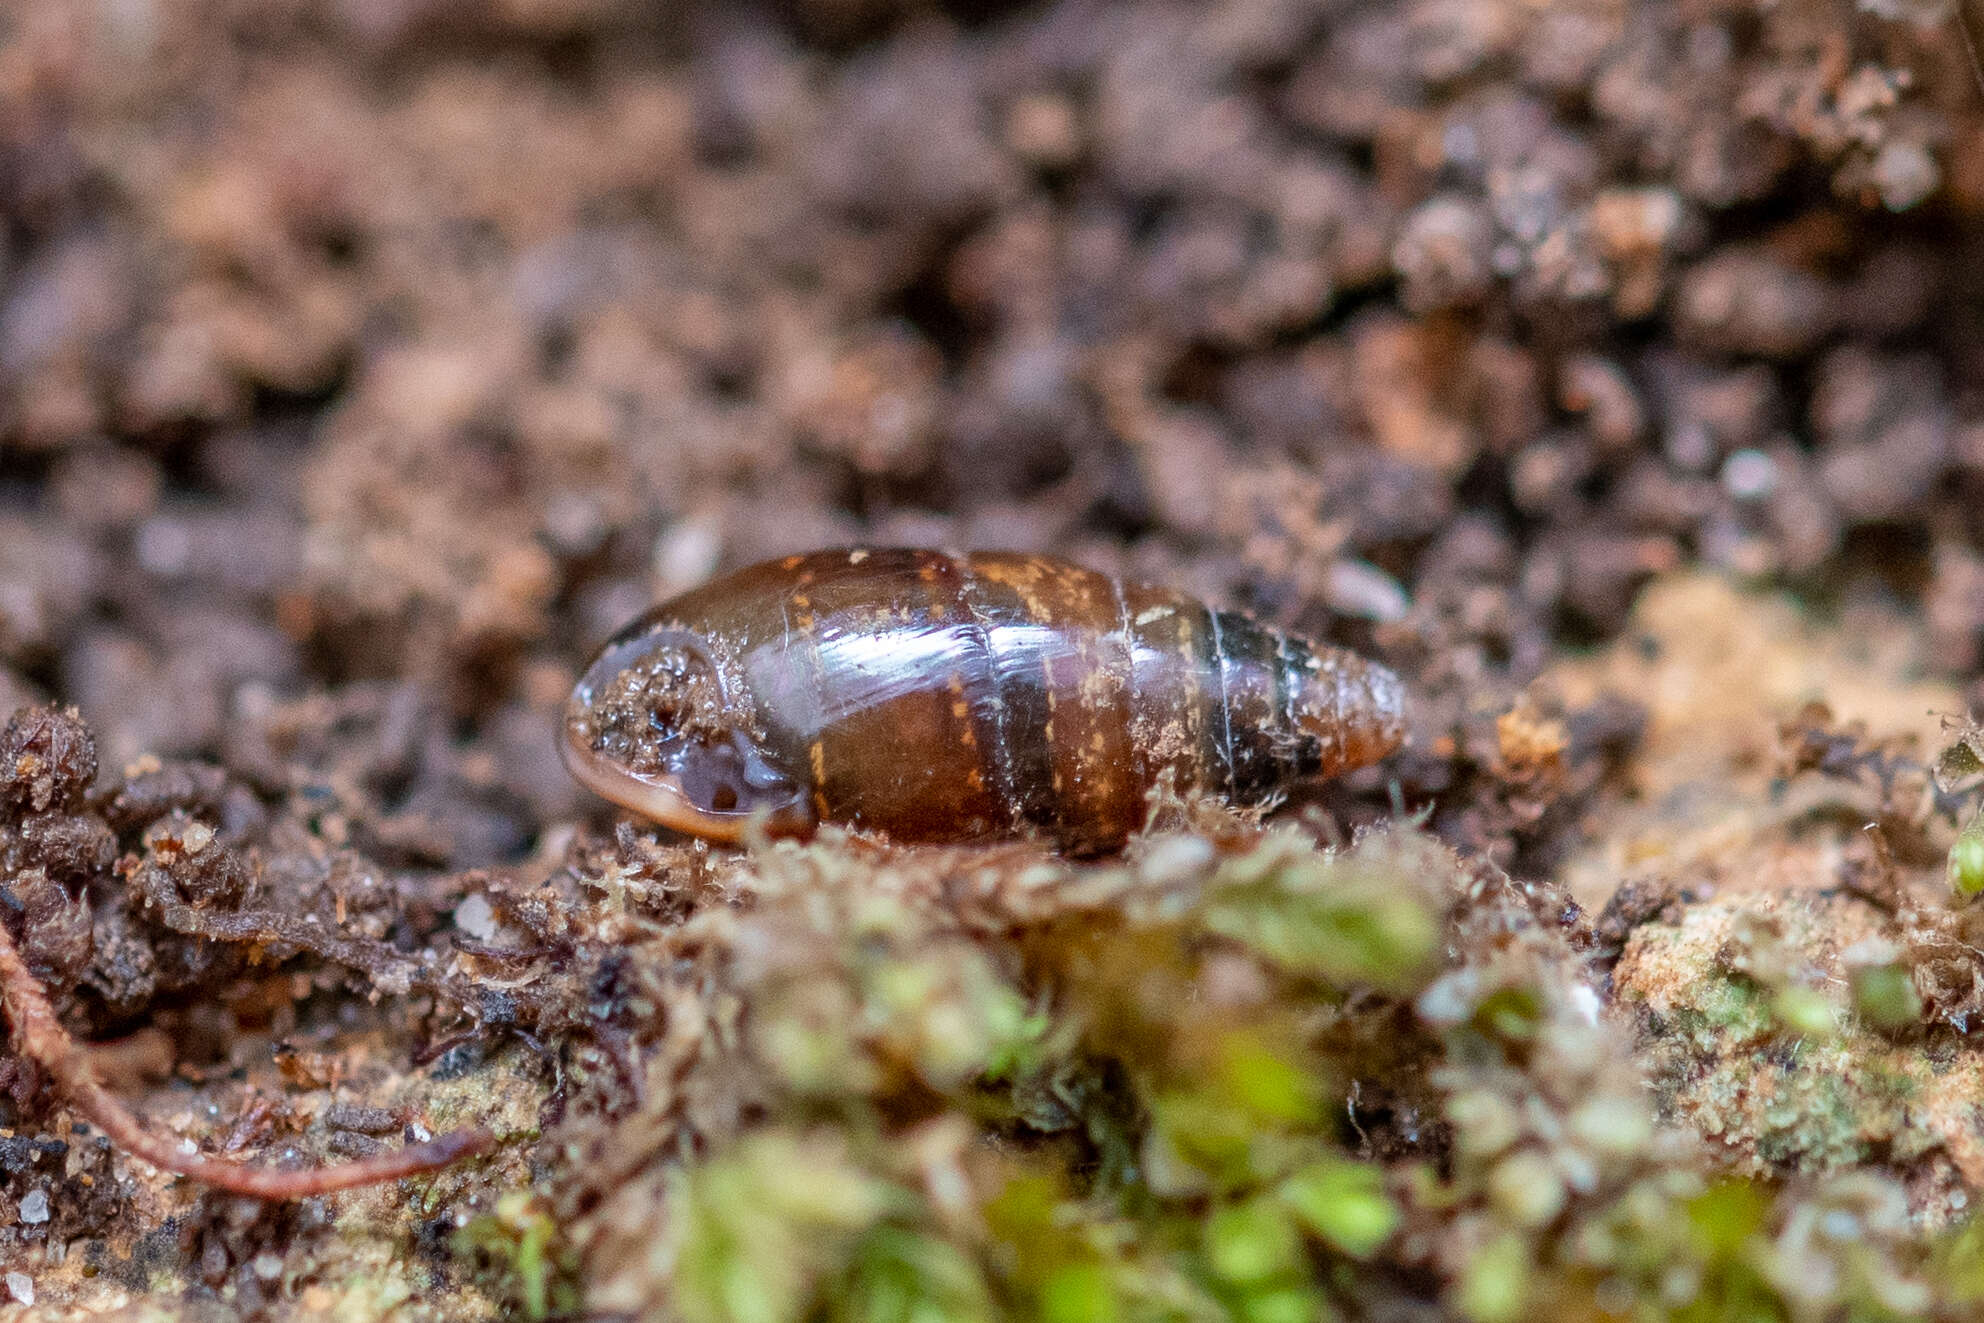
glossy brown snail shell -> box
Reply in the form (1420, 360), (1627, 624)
(562, 548), (1405, 852)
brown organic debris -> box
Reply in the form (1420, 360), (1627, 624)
(0, 916), (490, 1198)
(0, 706), (496, 1202)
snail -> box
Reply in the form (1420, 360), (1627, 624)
(563, 549), (1405, 853)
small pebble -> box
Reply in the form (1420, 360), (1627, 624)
(455, 893), (497, 941)
(133, 517), (193, 577)
(652, 516), (723, 600)
(324, 1101), (398, 1135)
(1326, 558), (1411, 623)
(5, 1272), (30, 1305)
(1872, 139), (1938, 212)
(1721, 448), (1777, 501)
(18, 1189), (48, 1224)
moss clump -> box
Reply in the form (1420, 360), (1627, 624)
(567, 823), (1446, 1320)
(535, 810), (1984, 1322)
(512, 625), (1984, 1323)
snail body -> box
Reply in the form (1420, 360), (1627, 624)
(562, 549), (1404, 852)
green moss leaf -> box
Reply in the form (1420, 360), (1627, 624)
(1685, 1180), (1771, 1259)
(1279, 1160), (1400, 1258)
(1455, 1232), (1530, 1323)
(831, 1227), (997, 1323)
(1951, 818), (1984, 898)
(671, 1133), (901, 1323)
(1200, 840), (1440, 995)
(1040, 1263), (1120, 1323)
(1851, 963), (1922, 1033)
(1204, 1200), (1303, 1285)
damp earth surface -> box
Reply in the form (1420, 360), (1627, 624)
(5, 0), (1984, 1318)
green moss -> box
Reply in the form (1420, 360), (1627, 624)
(1278, 1159), (1399, 1256)
(1211, 1032), (1326, 1127)
(670, 1133), (904, 1323)
(830, 1228), (998, 1323)
(1676, 974), (1775, 1048)
(571, 821), (1984, 1323)
(1037, 1263), (1119, 1323)
(1753, 1067), (1869, 1171)
(1456, 1232), (1530, 1323)
(1931, 1216), (1984, 1303)
(1951, 817), (1984, 897)
(1203, 1200), (1302, 1285)
(1198, 830), (1441, 995)
(1852, 963), (1924, 1033)
(455, 1193), (580, 1321)
(1770, 984), (1837, 1039)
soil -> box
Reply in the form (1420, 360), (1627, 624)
(4, 0), (1984, 1318)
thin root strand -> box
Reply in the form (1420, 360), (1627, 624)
(0, 920), (493, 1200)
